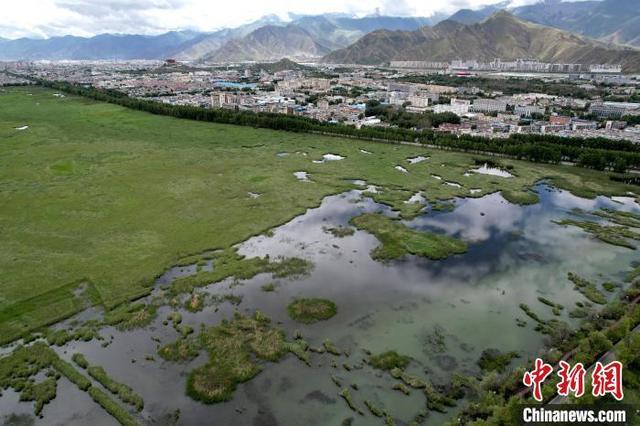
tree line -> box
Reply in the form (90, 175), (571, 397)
(396, 74), (603, 99)
(36, 79), (640, 174)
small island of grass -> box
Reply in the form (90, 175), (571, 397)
(287, 298), (337, 324)
(350, 213), (468, 261)
(323, 226), (356, 238)
(568, 273), (607, 305)
(368, 351), (411, 371)
(477, 349), (520, 373)
(186, 311), (307, 403)
(554, 218), (640, 250)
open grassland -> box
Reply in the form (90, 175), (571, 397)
(0, 86), (635, 344)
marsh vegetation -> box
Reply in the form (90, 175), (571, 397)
(350, 214), (468, 261)
(287, 299), (337, 324)
(2, 87), (640, 425)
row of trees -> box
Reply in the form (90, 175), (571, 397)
(397, 74), (604, 99)
(365, 100), (461, 129)
(38, 79), (640, 174)
(623, 115), (640, 126)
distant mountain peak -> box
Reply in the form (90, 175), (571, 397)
(255, 14), (285, 25)
(429, 19), (463, 36)
(481, 10), (522, 25)
(487, 10), (515, 19)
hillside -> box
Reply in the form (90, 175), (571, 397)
(515, 0), (640, 47)
(249, 58), (311, 73)
(0, 14), (440, 61)
(323, 12), (640, 72)
(449, 0), (640, 48)
(192, 15), (441, 62)
(174, 15), (285, 60)
(204, 24), (331, 62)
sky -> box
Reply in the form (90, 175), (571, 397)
(0, 0), (581, 39)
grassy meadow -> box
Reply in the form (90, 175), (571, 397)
(0, 86), (635, 343)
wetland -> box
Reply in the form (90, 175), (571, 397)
(1, 87), (640, 425)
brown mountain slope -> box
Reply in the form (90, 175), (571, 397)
(204, 24), (331, 63)
(324, 12), (640, 72)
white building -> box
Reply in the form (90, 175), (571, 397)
(471, 99), (508, 113)
(434, 99), (470, 116)
(514, 105), (545, 117)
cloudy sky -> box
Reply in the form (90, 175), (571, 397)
(1, 0), (576, 39)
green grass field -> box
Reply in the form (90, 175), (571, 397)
(0, 86), (635, 344)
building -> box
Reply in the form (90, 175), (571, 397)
(387, 82), (414, 93)
(389, 91), (409, 106)
(307, 78), (331, 91)
(211, 92), (240, 108)
(549, 115), (571, 126)
(407, 95), (430, 108)
(471, 99), (508, 113)
(434, 98), (470, 116)
(589, 64), (622, 74)
(390, 61), (449, 70)
(540, 123), (569, 134)
(360, 117), (382, 127)
(514, 105), (545, 117)
(497, 113), (520, 124)
(589, 102), (640, 119)
(407, 92), (439, 110)
(423, 84), (457, 94)
(605, 120), (627, 130)
(571, 119), (598, 131)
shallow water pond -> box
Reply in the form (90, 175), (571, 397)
(293, 171), (311, 182)
(407, 156), (429, 164)
(313, 153), (345, 163)
(468, 163), (514, 178)
(1, 184), (638, 425)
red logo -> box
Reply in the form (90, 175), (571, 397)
(523, 359), (623, 401)
(556, 360), (586, 398)
(523, 358), (554, 402)
(592, 361), (624, 401)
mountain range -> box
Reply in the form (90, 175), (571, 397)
(324, 12), (640, 72)
(450, 0), (640, 47)
(0, 31), (206, 61)
(0, 1), (639, 65)
(203, 24), (330, 62)
(0, 14), (438, 62)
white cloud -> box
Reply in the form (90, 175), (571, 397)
(0, 0), (558, 39)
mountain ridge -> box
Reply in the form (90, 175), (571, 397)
(0, 14), (440, 61)
(203, 24), (332, 62)
(2, 2), (639, 62)
(0, 31), (206, 60)
(323, 12), (640, 72)
(450, 0), (640, 47)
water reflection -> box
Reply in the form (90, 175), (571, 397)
(407, 156), (429, 164)
(468, 164), (514, 178)
(2, 184), (638, 425)
(293, 171), (311, 182)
